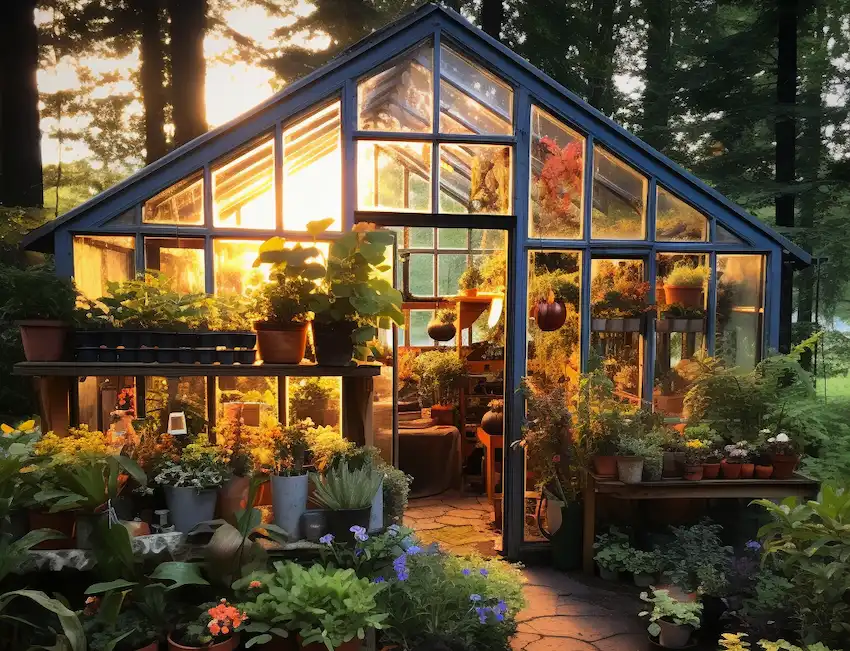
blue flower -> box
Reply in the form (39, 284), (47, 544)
(319, 534), (334, 545)
(479, 568), (489, 577)
(493, 610), (505, 622)
(406, 545), (421, 555)
(373, 576), (385, 584)
(475, 606), (488, 624)
(745, 540), (761, 551)
(462, 568), (471, 576)
(393, 553), (409, 581)
(355, 548), (363, 557)
(397, 569), (409, 581)
(469, 594), (482, 602)
(495, 600), (507, 614)
(350, 525), (369, 542)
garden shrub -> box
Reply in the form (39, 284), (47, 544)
(660, 520), (733, 593)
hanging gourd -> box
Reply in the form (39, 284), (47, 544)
(535, 298), (567, 331)
(427, 307), (457, 342)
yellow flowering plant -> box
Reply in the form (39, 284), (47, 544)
(682, 439), (709, 466)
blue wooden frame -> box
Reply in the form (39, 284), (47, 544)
(23, 3), (810, 560)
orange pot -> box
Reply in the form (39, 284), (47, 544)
(167, 633), (239, 651)
(755, 465), (773, 479)
(217, 476), (251, 524)
(430, 404), (454, 426)
(683, 465), (704, 481)
(135, 642), (159, 651)
(662, 285), (703, 308)
(771, 454), (799, 480)
(592, 455), (617, 478)
(17, 320), (69, 361)
(702, 463), (721, 479)
(459, 288), (478, 298)
(740, 463), (755, 479)
(255, 322), (308, 364)
(720, 461), (742, 479)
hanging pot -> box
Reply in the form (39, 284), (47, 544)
(271, 473), (309, 541)
(163, 486), (217, 533)
(663, 285), (703, 309)
(426, 320), (456, 342)
(325, 507), (371, 543)
(770, 454), (799, 479)
(17, 320), (69, 361)
(535, 300), (567, 331)
(480, 408), (504, 435)
(312, 321), (356, 366)
(255, 321), (309, 364)
(616, 456), (644, 484)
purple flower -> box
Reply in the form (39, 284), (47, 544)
(396, 569), (409, 581)
(393, 553), (409, 581)
(350, 525), (369, 542)
(354, 548), (363, 557)
(495, 600), (507, 614)
(319, 534), (334, 545)
(745, 540), (761, 551)
(462, 568), (471, 576)
(373, 576), (385, 584)
(493, 610), (505, 622)
(479, 568), (489, 577)
(475, 606), (488, 624)
(469, 594), (482, 602)
(406, 545), (421, 555)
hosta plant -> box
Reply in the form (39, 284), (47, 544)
(639, 588), (702, 637)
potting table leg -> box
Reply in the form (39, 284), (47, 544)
(582, 473), (596, 574)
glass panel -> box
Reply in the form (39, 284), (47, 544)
(73, 235), (135, 299)
(284, 102), (342, 231)
(213, 239), (269, 296)
(591, 148), (647, 240)
(716, 224), (746, 244)
(529, 106), (585, 239)
(144, 376), (207, 435)
(143, 172), (204, 225)
(105, 208), (136, 226)
(287, 377), (341, 427)
(213, 137), (274, 229)
(656, 187), (709, 242)
(217, 376), (278, 425)
(438, 144), (511, 214)
(654, 253), (709, 417)
(438, 228), (467, 249)
(358, 40), (433, 133)
(408, 309), (433, 346)
(439, 45), (512, 135)
(716, 254), (765, 370)
(144, 237), (205, 294)
(438, 253), (467, 295)
(408, 253), (435, 296)
(590, 259), (647, 403)
(409, 226), (434, 248)
(357, 141), (432, 212)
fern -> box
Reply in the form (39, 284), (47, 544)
(310, 461), (381, 510)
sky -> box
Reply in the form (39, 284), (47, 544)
(37, 1), (329, 167)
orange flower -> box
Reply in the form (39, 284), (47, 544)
(249, 580), (262, 588)
(222, 627), (230, 635)
(208, 622), (221, 636)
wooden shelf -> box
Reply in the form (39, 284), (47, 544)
(13, 361), (384, 378)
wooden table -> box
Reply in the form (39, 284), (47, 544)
(475, 427), (503, 503)
(581, 471), (819, 574)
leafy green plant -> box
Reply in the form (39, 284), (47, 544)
(665, 263), (709, 287)
(593, 529), (631, 572)
(434, 307), (456, 325)
(0, 589), (85, 651)
(311, 460), (382, 510)
(381, 465), (412, 525)
(639, 588), (702, 637)
(153, 434), (229, 489)
(753, 486), (850, 647)
(0, 530), (65, 583)
(412, 349), (466, 407)
(616, 434), (657, 458)
(0, 263), (77, 322)
(307, 426), (354, 473)
(458, 263), (483, 291)
(235, 561), (388, 650)
(272, 419), (312, 476)
(288, 377), (338, 422)
(625, 548), (662, 575)
(660, 520), (733, 593)
(718, 633), (840, 651)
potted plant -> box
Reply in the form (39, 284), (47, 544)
(86, 607), (161, 651)
(655, 369), (686, 415)
(682, 439), (708, 481)
(252, 237), (325, 364)
(590, 260), (651, 331)
(721, 442), (750, 479)
(589, 407), (628, 478)
(5, 264), (77, 361)
(625, 548), (662, 587)
(593, 530), (630, 581)
(427, 308), (457, 342)
(168, 599), (247, 651)
(615, 435), (650, 484)
(702, 447), (723, 479)
(235, 561), (387, 651)
(311, 460), (382, 543)
(639, 588), (702, 649)
(411, 350), (466, 426)
(215, 416), (256, 524)
(306, 221), (404, 365)
(458, 263), (483, 297)
(268, 419), (311, 541)
(480, 398), (504, 435)
(659, 303), (705, 333)
(663, 263), (709, 309)
(154, 435), (230, 533)
(760, 431), (799, 479)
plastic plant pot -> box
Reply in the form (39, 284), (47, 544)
(138, 347), (156, 363)
(117, 348), (139, 363)
(99, 329), (121, 348)
(137, 330), (155, 347)
(177, 332), (199, 348)
(98, 348), (118, 362)
(119, 330), (140, 348)
(156, 332), (178, 348)
(75, 347), (99, 362)
(177, 348), (194, 364)
(234, 332), (256, 349)
(156, 348), (176, 363)
(197, 349), (215, 364)
(17, 320), (69, 361)
(74, 330), (100, 348)
(236, 350), (256, 364)
(217, 349), (235, 365)
(198, 332), (218, 347)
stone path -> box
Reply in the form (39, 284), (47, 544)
(404, 491), (499, 556)
(513, 568), (647, 651)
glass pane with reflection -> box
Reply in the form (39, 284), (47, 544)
(287, 377), (341, 427)
(716, 254), (765, 370)
(358, 141), (432, 212)
(439, 45), (512, 135)
(656, 187), (709, 242)
(213, 137), (275, 229)
(144, 237), (205, 294)
(439, 144), (511, 214)
(73, 235), (135, 299)
(143, 172), (204, 225)
(591, 148), (647, 240)
(213, 239), (269, 296)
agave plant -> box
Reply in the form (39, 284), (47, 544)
(311, 461), (382, 510)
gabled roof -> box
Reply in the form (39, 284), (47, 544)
(21, 2), (810, 265)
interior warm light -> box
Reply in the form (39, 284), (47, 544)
(213, 138), (275, 229)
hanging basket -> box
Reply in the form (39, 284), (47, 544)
(534, 299), (567, 331)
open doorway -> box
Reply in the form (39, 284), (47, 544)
(384, 226), (508, 556)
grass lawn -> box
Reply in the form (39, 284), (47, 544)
(815, 373), (850, 401)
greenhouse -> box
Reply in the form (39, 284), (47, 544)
(19, 3), (811, 560)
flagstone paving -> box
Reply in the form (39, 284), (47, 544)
(404, 491), (499, 556)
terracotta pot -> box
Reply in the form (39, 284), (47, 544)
(426, 321), (456, 342)
(593, 455), (617, 478)
(135, 642), (159, 651)
(256, 481), (273, 506)
(430, 404), (454, 426)
(28, 510), (74, 549)
(739, 463), (755, 479)
(770, 454), (799, 480)
(662, 285), (703, 309)
(755, 464), (774, 479)
(720, 460), (742, 479)
(459, 288), (478, 298)
(657, 619), (693, 649)
(255, 322), (308, 364)
(218, 476), (250, 524)
(535, 300), (567, 331)
(480, 408), (503, 435)
(167, 633), (239, 651)
(17, 320), (69, 361)
(616, 456), (644, 484)
(683, 465), (703, 481)
(702, 463), (721, 479)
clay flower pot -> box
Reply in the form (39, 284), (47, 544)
(702, 463), (721, 480)
(168, 633), (239, 651)
(683, 465), (703, 481)
(739, 463), (755, 479)
(430, 404), (454, 426)
(720, 460), (742, 479)
(593, 455), (618, 478)
(662, 285), (703, 308)
(770, 454), (800, 480)
(17, 320), (69, 361)
(255, 321), (308, 364)
(480, 407), (504, 435)
(459, 288), (478, 298)
(755, 464), (773, 479)
(657, 619), (693, 649)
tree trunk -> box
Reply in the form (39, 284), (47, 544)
(775, 0), (798, 353)
(587, 0), (617, 115)
(139, 0), (168, 164)
(0, 0), (43, 207)
(642, 0), (672, 152)
(480, 0), (504, 40)
(168, 0), (208, 146)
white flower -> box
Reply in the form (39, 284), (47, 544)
(767, 437), (776, 443)
(776, 433), (789, 443)
(760, 428), (771, 434)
